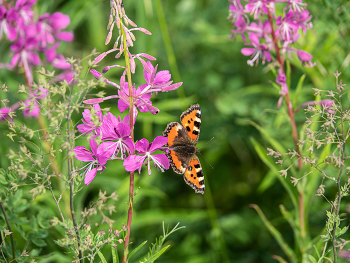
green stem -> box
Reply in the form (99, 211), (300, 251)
(0, 204), (15, 260)
(121, 19), (135, 263)
(332, 86), (346, 263)
(67, 86), (83, 263)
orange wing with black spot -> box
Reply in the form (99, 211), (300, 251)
(183, 156), (205, 194)
(180, 104), (201, 144)
(162, 122), (189, 174)
(163, 104), (205, 194)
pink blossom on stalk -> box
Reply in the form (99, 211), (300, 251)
(297, 50), (315, 67)
(23, 99), (39, 118)
(0, 6), (18, 41)
(15, 0), (36, 26)
(241, 33), (271, 66)
(228, 0), (245, 24)
(123, 136), (169, 175)
(0, 107), (11, 122)
(10, 33), (40, 84)
(74, 139), (109, 185)
(287, 0), (305, 12)
(118, 82), (159, 116)
(77, 104), (103, 137)
(275, 11), (300, 42)
(245, 0), (269, 20)
(297, 99), (335, 114)
(98, 114), (135, 160)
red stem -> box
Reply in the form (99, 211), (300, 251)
(267, 8), (302, 170)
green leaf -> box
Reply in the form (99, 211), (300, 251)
(0, 174), (8, 185)
(30, 215), (37, 230)
(336, 225), (348, 237)
(308, 255), (317, 263)
(128, 240), (147, 260)
(37, 210), (50, 229)
(14, 224), (26, 240)
(13, 199), (28, 213)
(32, 238), (47, 247)
(144, 245), (170, 263)
(97, 251), (108, 263)
(36, 229), (48, 239)
(250, 204), (298, 263)
(257, 170), (276, 193)
(293, 74), (306, 109)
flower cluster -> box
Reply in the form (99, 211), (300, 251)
(228, 0), (323, 110)
(74, 106), (169, 185)
(1, 0), (73, 83)
(229, 0), (313, 67)
(0, 0), (73, 121)
(73, 0), (181, 185)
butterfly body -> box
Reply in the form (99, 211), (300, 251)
(163, 104), (205, 194)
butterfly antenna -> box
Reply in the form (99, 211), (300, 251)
(198, 137), (214, 150)
(197, 137), (214, 169)
(198, 152), (214, 169)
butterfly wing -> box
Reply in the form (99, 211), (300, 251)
(180, 104), (201, 145)
(163, 122), (190, 174)
(183, 155), (205, 194)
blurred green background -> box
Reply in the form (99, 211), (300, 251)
(2, 0), (350, 262)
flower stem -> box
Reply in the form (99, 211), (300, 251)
(332, 90), (346, 263)
(267, 8), (302, 170)
(121, 21), (135, 263)
(67, 86), (83, 263)
(0, 204), (15, 260)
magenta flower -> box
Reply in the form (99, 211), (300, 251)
(296, 99), (335, 114)
(276, 11), (300, 42)
(0, 7), (18, 41)
(118, 82), (159, 116)
(123, 136), (169, 175)
(241, 33), (271, 66)
(15, 0), (36, 26)
(77, 104), (103, 137)
(74, 139), (108, 185)
(0, 107), (11, 122)
(297, 50), (314, 67)
(38, 12), (74, 48)
(245, 0), (268, 20)
(23, 99), (39, 118)
(98, 113), (135, 159)
(10, 32), (40, 83)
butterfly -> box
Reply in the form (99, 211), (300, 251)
(162, 104), (205, 194)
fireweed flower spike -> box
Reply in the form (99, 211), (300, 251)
(123, 136), (169, 175)
(74, 139), (109, 185)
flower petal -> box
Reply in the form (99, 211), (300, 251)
(149, 136), (168, 153)
(74, 146), (94, 162)
(123, 155), (145, 173)
(85, 167), (97, 185)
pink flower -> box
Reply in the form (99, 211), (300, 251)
(98, 113), (135, 160)
(123, 136), (169, 175)
(0, 107), (11, 122)
(297, 50), (315, 67)
(74, 139), (108, 185)
(276, 11), (300, 42)
(241, 33), (271, 66)
(245, 0), (269, 20)
(297, 99), (335, 114)
(77, 104), (103, 137)
(0, 7), (18, 41)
